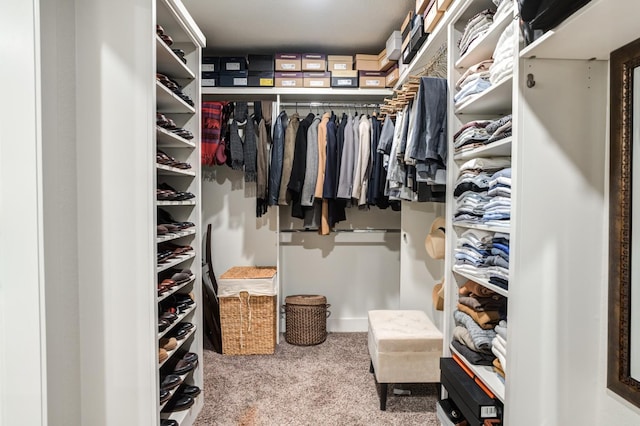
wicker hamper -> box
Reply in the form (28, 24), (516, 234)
(219, 266), (277, 355)
(283, 294), (330, 346)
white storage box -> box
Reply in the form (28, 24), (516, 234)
(386, 30), (402, 61)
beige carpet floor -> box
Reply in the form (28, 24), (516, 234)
(194, 332), (439, 426)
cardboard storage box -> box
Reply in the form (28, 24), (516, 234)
(219, 71), (248, 87)
(302, 53), (327, 71)
(303, 72), (331, 88)
(275, 53), (302, 71)
(385, 65), (399, 88)
(275, 71), (303, 87)
(378, 49), (396, 72)
(202, 56), (220, 72)
(220, 56), (247, 72)
(219, 266), (277, 355)
(401, 10), (414, 40)
(359, 71), (385, 88)
(202, 71), (219, 87)
(330, 70), (358, 88)
(416, 0), (432, 14)
(386, 31), (402, 61)
(355, 54), (380, 71)
(438, 0), (454, 12)
(248, 54), (274, 71)
(248, 71), (274, 87)
(327, 55), (353, 71)
(424, 1), (444, 33)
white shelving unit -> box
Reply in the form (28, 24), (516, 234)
(155, 1), (205, 424)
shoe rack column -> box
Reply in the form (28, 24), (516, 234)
(155, 1), (205, 424)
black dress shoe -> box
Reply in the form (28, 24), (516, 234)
(160, 374), (183, 391)
(181, 352), (198, 363)
(162, 395), (194, 412)
(178, 385), (200, 398)
(160, 389), (171, 404)
(161, 420), (179, 426)
(173, 359), (196, 375)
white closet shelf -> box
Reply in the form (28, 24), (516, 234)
(157, 304), (197, 340)
(157, 81), (196, 114)
(455, 75), (513, 115)
(450, 343), (505, 402)
(202, 86), (393, 102)
(157, 200), (197, 207)
(454, 136), (512, 160)
(159, 369), (198, 412)
(520, 0), (640, 60)
(455, 6), (514, 70)
(157, 228), (197, 244)
(157, 163), (196, 176)
(453, 265), (508, 297)
(156, 35), (195, 80)
(159, 325), (197, 369)
(395, 0), (467, 89)
(157, 126), (196, 148)
(161, 392), (203, 426)
(158, 275), (196, 303)
(157, 252), (196, 273)
(453, 221), (510, 233)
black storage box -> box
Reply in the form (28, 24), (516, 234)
(248, 71), (274, 87)
(201, 71), (219, 87)
(411, 27), (429, 53)
(330, 70), (358, 88)
(220, 56), (247, 72)
(202, 56), (220, 72)
(219, 70), (248, 87)
(440, 358), (502, 425)
(248, 54), (275, 71)
(402, 42), (416, 65)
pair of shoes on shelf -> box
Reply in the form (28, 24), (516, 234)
(156, 74), (194, 107)
(158, 279), (176, 295)
(157, 183), (195, 202)
(160, 337), (178, 351)
(161, 419), (179, 426)
(157, 150), (192, 169)
(160, 374), (183, 391)
(156, 25), (173, 47)
(156, 116), (193, 140)
(158, 209), (195, 230)
(173, 352), (198, 375)
(172, 48), (187, 64)
(169, 322), (194, 340)
(169, 268), (194, 284)
(159, 348), (168, 364)
(162, 384), (200, 413)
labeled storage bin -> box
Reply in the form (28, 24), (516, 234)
(219, 266), (277, 355)
(283, 294), (330, 346)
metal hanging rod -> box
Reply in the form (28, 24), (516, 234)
(280, 228), (400, 233)
(279, 102), (381, 108)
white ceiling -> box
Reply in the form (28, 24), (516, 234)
(183, 0), (415, 55)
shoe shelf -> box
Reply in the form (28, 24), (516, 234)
(453, 221), (510, 234)
(453, 136), (512, 161)
(156, 81), (196, 114)
(157, 251), (196, 273)
(454, 75), (513, 116)
(157, 126), (196, 148)
(161, 392), (203, 425)
(156, 35), (195, 80)
(158, 304), (197, 340)
(158, 275), (196, 303)
(157, 163), (196, 177)
(157, 200), (197, 206)
(449, 343), (505, 402)
(452, 265), (508, 297)
(159, 325), (197, 369)
(157, 228), (196, 244)
(454, 6), (514, 70)
(159, 368), (197, 412)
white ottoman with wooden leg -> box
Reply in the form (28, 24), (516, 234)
(367, 310), (443, 410)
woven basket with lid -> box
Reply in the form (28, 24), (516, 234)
(283, 294), (330, 346)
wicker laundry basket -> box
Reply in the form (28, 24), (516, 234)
(219, 266), (277, 355)
(283, 294), (330, 346)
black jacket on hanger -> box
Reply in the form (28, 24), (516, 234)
(288, 113), (316, 219)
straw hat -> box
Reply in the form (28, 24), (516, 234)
(425, 216), (446, 260)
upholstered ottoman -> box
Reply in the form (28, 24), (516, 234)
(367, 310), (443, 410)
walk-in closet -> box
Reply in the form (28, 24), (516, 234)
(4, 0), (640, 425)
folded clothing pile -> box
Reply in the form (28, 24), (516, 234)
(489, 22), (516, 85)
(454, 59), (493, 106)
(458, 9), (495, 57)
(492, 320), (508, 379)
(454, 114), (512, 154)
